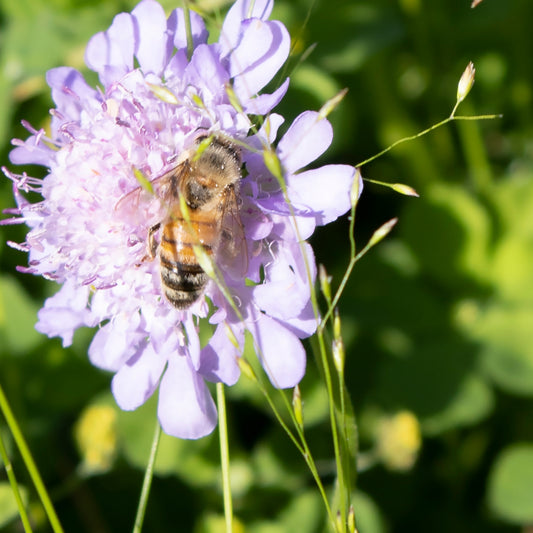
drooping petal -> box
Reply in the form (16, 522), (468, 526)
(184, 317), (201, 371)
(35, 282), (94, 347)
(186, 44), (231, 104)
(231, 20), (290, 100)
(111, 341), (167, 410)
(10, 137), (57, 167)
(46, 67), (100, 128)
(278, 300), (319, 339)
(277, 111), (333, 174)
(246, 311), (306, 388)
(242, 77), (290, 115)
(85, 13), (134, 82)
(268, 211), (317, 241)
(199, 322), (243, 385)
(219, 0), (274, 56)
(287, 164), (356, 225)
(132, 0), (172, 76)
(88, 312), (143, 372)
(158, 354), (218, 439)
(253, 241), (315, 319)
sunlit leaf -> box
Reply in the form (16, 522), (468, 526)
(422, 375), (494, 435)
(487, 444), (533, 524)
(352, 491), (386, 533)
(375, 339), (488, 432)
(278, 490), (323, 533)
(475, 305), (533, 396)
(0, 275), (41, 355)
(402, 183), (492, 288)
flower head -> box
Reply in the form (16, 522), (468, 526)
(2, 0), (360, 439)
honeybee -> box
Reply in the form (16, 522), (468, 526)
(119, 134), (245, 309)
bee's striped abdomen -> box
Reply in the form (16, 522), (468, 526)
(158, 214), (219, 309)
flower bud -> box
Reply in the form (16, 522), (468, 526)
(238, 358), (258, 383)
(457, 61), (475, 104)
(348, 505), (357, 533)
(147, 83), (179, 105)
(319, 264), (332, 303)
(391, 183), (419, 197)
(332, 338), (345, 375)
(335, 510), (344, 533)
(263, 148), (284, 183)
(350, 168), (362, 208)
(292, 385), (304, 429)
(318, 88), (348, 120)
(367, 218), (398, 248)
(225, 83), (244, 114)
(332, 309), (345, 373)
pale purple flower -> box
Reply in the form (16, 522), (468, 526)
(2, 0), (360, 439)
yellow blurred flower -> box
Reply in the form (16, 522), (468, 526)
(375, 411), (422, 472)
(75, 405), (118, 474)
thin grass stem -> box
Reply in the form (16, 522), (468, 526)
(355, 114), (501, 169)
(0, 383), (64, 533)
(217, 383), (233, 533)
(0, 427), (32, 532)
(132, 421), (162, 533)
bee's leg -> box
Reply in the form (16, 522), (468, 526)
(147, 222), (161, 259)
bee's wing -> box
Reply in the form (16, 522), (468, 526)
(219, 185), (248, 279)
(114, 164), (189, 227)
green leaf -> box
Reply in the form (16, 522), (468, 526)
(490, 173), (533, 302)
(0, 275), (42, 355)
(421, 375), (494, 435)
(277, 490), (323, 533)
(312, 5), (403, 73)
(298, 379), (329, 427)
(487, 444), (533, 524)
(375, 338), (492, 432)
(195, 513), (246, 533)
(352, 491), (386, 533)
(402, 183), (492, 288)
(474, 305), (533, 396)
(0, 482), (28, 529)
(491, 236), (533, 303)
(245, 490), (323, 533)
(292, 64), (340, 106)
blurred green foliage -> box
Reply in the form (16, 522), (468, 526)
(1, 0), (533, 531)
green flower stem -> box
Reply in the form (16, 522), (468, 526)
(317, 331), (350, 531)
(0, 382), (64, 533)
(0, 426), (32, 532)
(217, 383), (233, 533)
(267, 134), (356, 530)
(355, 114), (501, 170)
(241, 351), (336, 528)
(132, 421), (161, 533)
